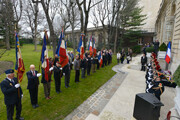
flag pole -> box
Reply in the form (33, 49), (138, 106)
(38, 30), (46, 73)
(15, 23), (21, 98)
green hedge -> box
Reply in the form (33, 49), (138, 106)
(159, 42), (167, 51)
(146, 46), (154, 53)
(174, 65), (180, 87)
(131, 45), (141, 54)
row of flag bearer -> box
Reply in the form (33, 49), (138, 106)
(0, 30), (113, 120)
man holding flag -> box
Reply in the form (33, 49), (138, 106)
(40, 31), (52, 99)
(98, 51), (103, 68)
(56, 29), (70, 88)
(77, 33), (85, 59)
(0, 33), (24, 120)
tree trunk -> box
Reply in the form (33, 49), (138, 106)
(41, 1), (56, 55)
(5, 26), (10, 50)
(72, 24), (76, 56)
(114, 26), (118, 54)
(84, 11), (89, 50)
(34, 2), (38, 51)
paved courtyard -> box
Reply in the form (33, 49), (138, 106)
(65, 55), (176, 120)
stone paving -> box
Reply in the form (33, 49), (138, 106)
(64, 64), (127, 120)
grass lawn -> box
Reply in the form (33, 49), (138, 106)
(0, 44), (116, 120)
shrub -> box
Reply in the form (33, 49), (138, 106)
(67, 40), (73, 48)
(146, 46), (154, 53)
(131, 45), (141, 54)
(159, 42), (167, 51)
(174, 65), (180, 87)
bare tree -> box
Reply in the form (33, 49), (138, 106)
(21, 0), (44, 51)
(1, 0), (14, 50)
(94, 0), (109, 48)
(13, 0), (23, 31)
(76, 0), (102, 50)
(60, 0), (80, 55)
(41, 0), (59, 55)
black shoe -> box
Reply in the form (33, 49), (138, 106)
(32, 105), (36, 109)
(65, 86), (68, 88)
(16, 117), (24, 120)
(35, 104), (39, 108)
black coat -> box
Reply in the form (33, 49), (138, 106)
(63, 64), (70, 74)
(26, 70), (39, 89)
(54, 66), (62, 80)
(53, 57), (59, 66)
(87, 57), (92, 67)
(81, 58), (87, 69)
(0, 77), (23, 105)
(141, 56), (147, 65)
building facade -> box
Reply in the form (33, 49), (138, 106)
(155, 0), (180, 74)
(65, 26), (109, 50)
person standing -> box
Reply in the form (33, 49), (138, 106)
(53, 54), (59, 66)
(141, 53), (147, 71)
(97, 52), (100, 70)
(105, 51), (108, 66)
(87, 54), (92, 75)
(126, 51), (131, 64)
(80, 55), (87, 78)
(153, 40), (160, 56)
(63, 63), (71, 88)
(0, 69), (24, 120)
(107, 51), (111, 65)
(128, 48), (133, 61)
(120, 49), (125, 64)
(26, 64), (41, 108)
(70, 51), (74, 70)
(49, 62), (62, 93)
(117, 51), (121, 64)
(41, 68), (51, 100)
(92, 56), (96, 73)
(74, 54), (81, 82)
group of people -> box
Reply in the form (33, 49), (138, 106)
(117, 48), (132, 64)
(144, 52), (176, 101)
(74, 49), (113, 82)
(142, 40), (160, 56)
(0, 49), (113, 120)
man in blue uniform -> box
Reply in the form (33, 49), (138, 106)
(0, 69), (24, 120)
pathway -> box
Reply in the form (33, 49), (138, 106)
(65, 55), (176, 120)
(64, 64), (127, 120)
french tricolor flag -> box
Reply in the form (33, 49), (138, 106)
(77, 33), (85, 59)
(98, 51), (103, 67)
(41, 31), (49, 81)
(92, 37), (97, 57)
(59, 38), (69, 68)
(165, 42), (171, 64)
(89, 36), (93, 56)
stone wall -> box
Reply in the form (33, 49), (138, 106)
(155, 0), (180, 74)
(171, 0), (180, 74)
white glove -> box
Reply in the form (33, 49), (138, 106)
(37, 73), (41, 77)
(15, 84), (20, 88)
(21, 94), (23, 98)
(49, 67), (53, 71)
(86, 59), (88, 61)
(91, 58), (93, 60)
(72, 62), (74, 64)
(63, 73), (65, 76)
(60, 68), (63, 70)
